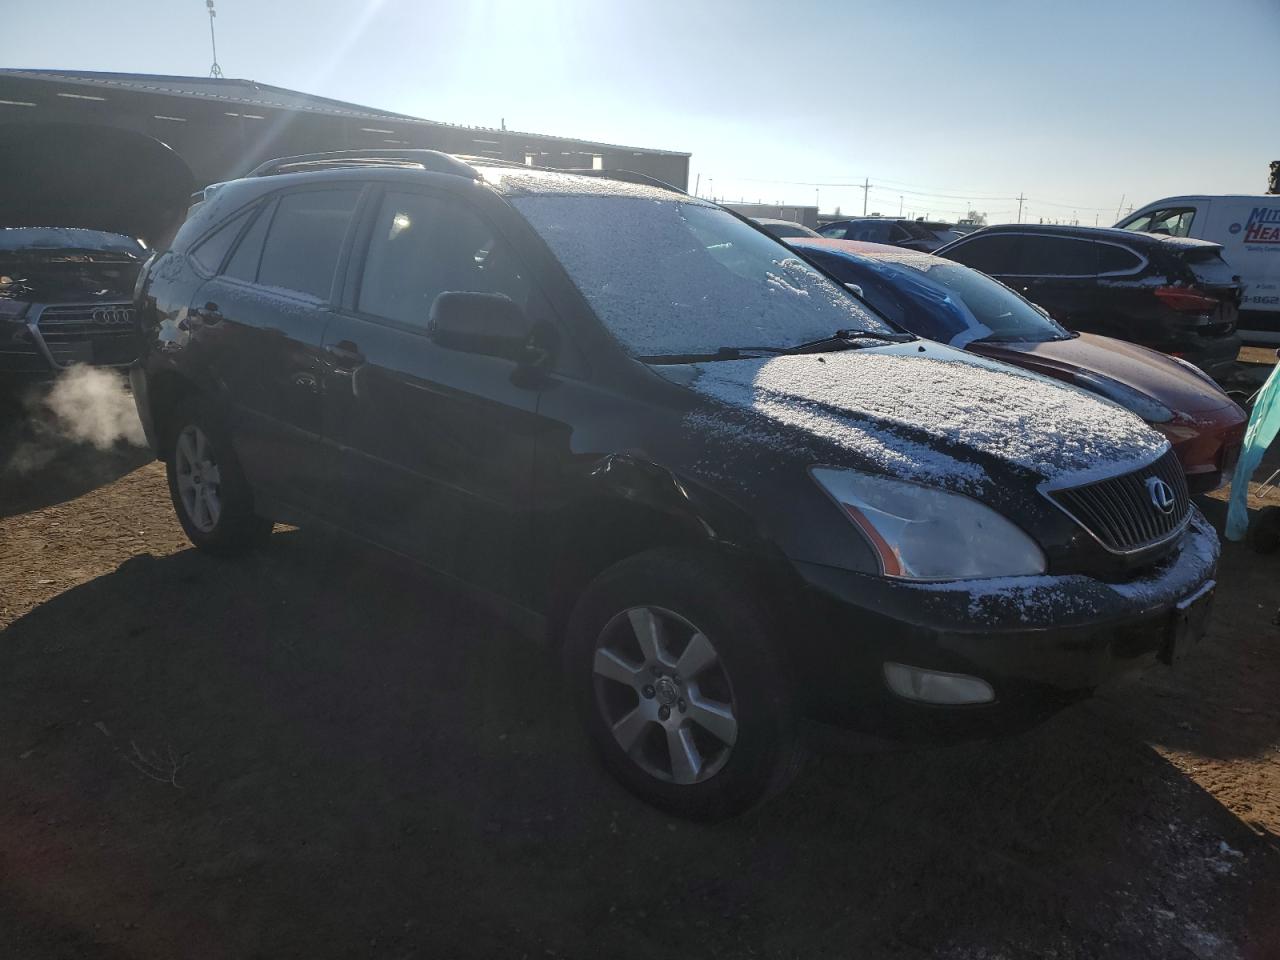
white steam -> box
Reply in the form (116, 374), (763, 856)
(43, 365), (145, 450)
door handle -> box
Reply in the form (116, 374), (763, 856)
(192, 301), (224, 325)
(325, 340), (365, 367)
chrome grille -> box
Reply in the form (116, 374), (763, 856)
(1049, 449), (1190, 554)
(34, 303), (139, 367)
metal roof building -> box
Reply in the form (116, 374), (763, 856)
(0, 69), (691, 190)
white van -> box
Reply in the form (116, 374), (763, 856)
(1117, 195), (1280, 344)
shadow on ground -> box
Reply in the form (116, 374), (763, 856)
(1, 528), (1276, 959)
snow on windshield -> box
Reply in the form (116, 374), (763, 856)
(511, 195), (891, 357)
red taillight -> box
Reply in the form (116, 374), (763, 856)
(1154, 286), (1221, 313)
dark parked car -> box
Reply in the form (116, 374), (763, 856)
(0, 122), (193, 381)
(819, 217), (944, 251)
(936, 224), (1243, 379)
(790, 239), (1247, 493)
(132, 150), (1218, 819)
(751, 217), (822, 240)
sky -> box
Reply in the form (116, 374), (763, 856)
(5, 0), (1279, 224)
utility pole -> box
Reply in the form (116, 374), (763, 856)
(1114, 193), (1125, 223)
(860, 178), (870, 216)
(206, 0), (223, 78)
(816, 187), (820, 211)
(693, 173), (700, 198)
(1016, 193), (1026, 224)
(899, 195), (904, 216)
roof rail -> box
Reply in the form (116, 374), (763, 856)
(247, 149), (480, 180)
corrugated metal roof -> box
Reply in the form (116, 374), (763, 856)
(0, 69), (691, 158)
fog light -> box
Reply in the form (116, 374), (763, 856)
(883, 662), (995, 705)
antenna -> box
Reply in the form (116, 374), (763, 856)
(206, 0), (223, 78)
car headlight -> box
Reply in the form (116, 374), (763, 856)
(0, 298), (29, 320)
(1070, 371), (1173, 424)
(810, 467), (1046, 580)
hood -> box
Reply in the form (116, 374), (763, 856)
(0, 123), (194, 245)
(972, 332), (1234, 415)
(672, 341), (1166, 495)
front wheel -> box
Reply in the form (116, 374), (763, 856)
(565, 548), (802, 820)
(165, 403), (272, 556)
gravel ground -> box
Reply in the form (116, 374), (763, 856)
(1, 392), (1278, 959)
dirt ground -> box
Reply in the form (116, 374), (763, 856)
(1, 379), (1279, 959)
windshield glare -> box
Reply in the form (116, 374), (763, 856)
(902, 259), (1070, 343)
(513, 195), (892, 357)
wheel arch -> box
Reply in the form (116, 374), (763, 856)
(541, 453), (795, 644)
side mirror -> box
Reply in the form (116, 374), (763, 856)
(428, 292), (532, 362)
(844, 282), (864, 298)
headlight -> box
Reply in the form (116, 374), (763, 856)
(810, 467), (1046, 580)
(1070, 371), (1173, 424)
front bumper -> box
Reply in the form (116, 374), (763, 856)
(788, 510), (1220, 743)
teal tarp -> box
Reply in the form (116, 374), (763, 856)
(1226, 362), (1280, 541)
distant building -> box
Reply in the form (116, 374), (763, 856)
(0, 69), (691, 190)
(721, 203), (818, 228)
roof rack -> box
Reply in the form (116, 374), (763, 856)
(246, 150), (687, 197)
(247, 149), (479, 180)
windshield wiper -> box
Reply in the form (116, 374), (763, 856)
(777, 329), (916, 354)
(637, 330), (915, 364)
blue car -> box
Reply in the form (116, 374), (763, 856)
(788, 238), (1247, 494)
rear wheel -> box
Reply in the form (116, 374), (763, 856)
(165, 402), (272, 555)
(565, 548), (802, 820)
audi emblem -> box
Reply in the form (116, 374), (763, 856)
(91, 306), (135, 326)
(1145, 476), (1176, 515)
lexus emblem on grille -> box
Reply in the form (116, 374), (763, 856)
(91, 307), (134, 326)
(1146, 477), (1176, 514)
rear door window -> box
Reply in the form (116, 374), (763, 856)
(819, 223), (849, 239)
(942, 234), (1022, 274)
(1016, 237), (1098, 276)
(256, 189), (361, 300)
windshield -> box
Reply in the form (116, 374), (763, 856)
(896, 258), (1070, 343)
(513, 195), (892, 357)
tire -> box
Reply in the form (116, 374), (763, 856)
(164, 399), (273, 556)
(564, 547), (803, 820)
(1247, 506), (1280, 555)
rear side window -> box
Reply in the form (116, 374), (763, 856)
(942, 234), (1022, 273)
(819, 223), (849, 239)
(1098, 244), (1143, 274)
(1017, 237), (1097, 276)
(357, 191), (531, 328)
(189, 209), (250, 274)
(224, 201), (273, 282)
(256, 189), (360, 299)
(848, 221), (892, 242)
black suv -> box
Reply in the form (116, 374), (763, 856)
(132, 151), (1218, 819)
(937, 224), (1242, 378)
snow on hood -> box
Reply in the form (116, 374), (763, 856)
(680, 342), (1167, 491)
(0, 227), (144, 257)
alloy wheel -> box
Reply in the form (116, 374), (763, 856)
(592, 605), (739, 785)
(173, 424), (223, 533)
